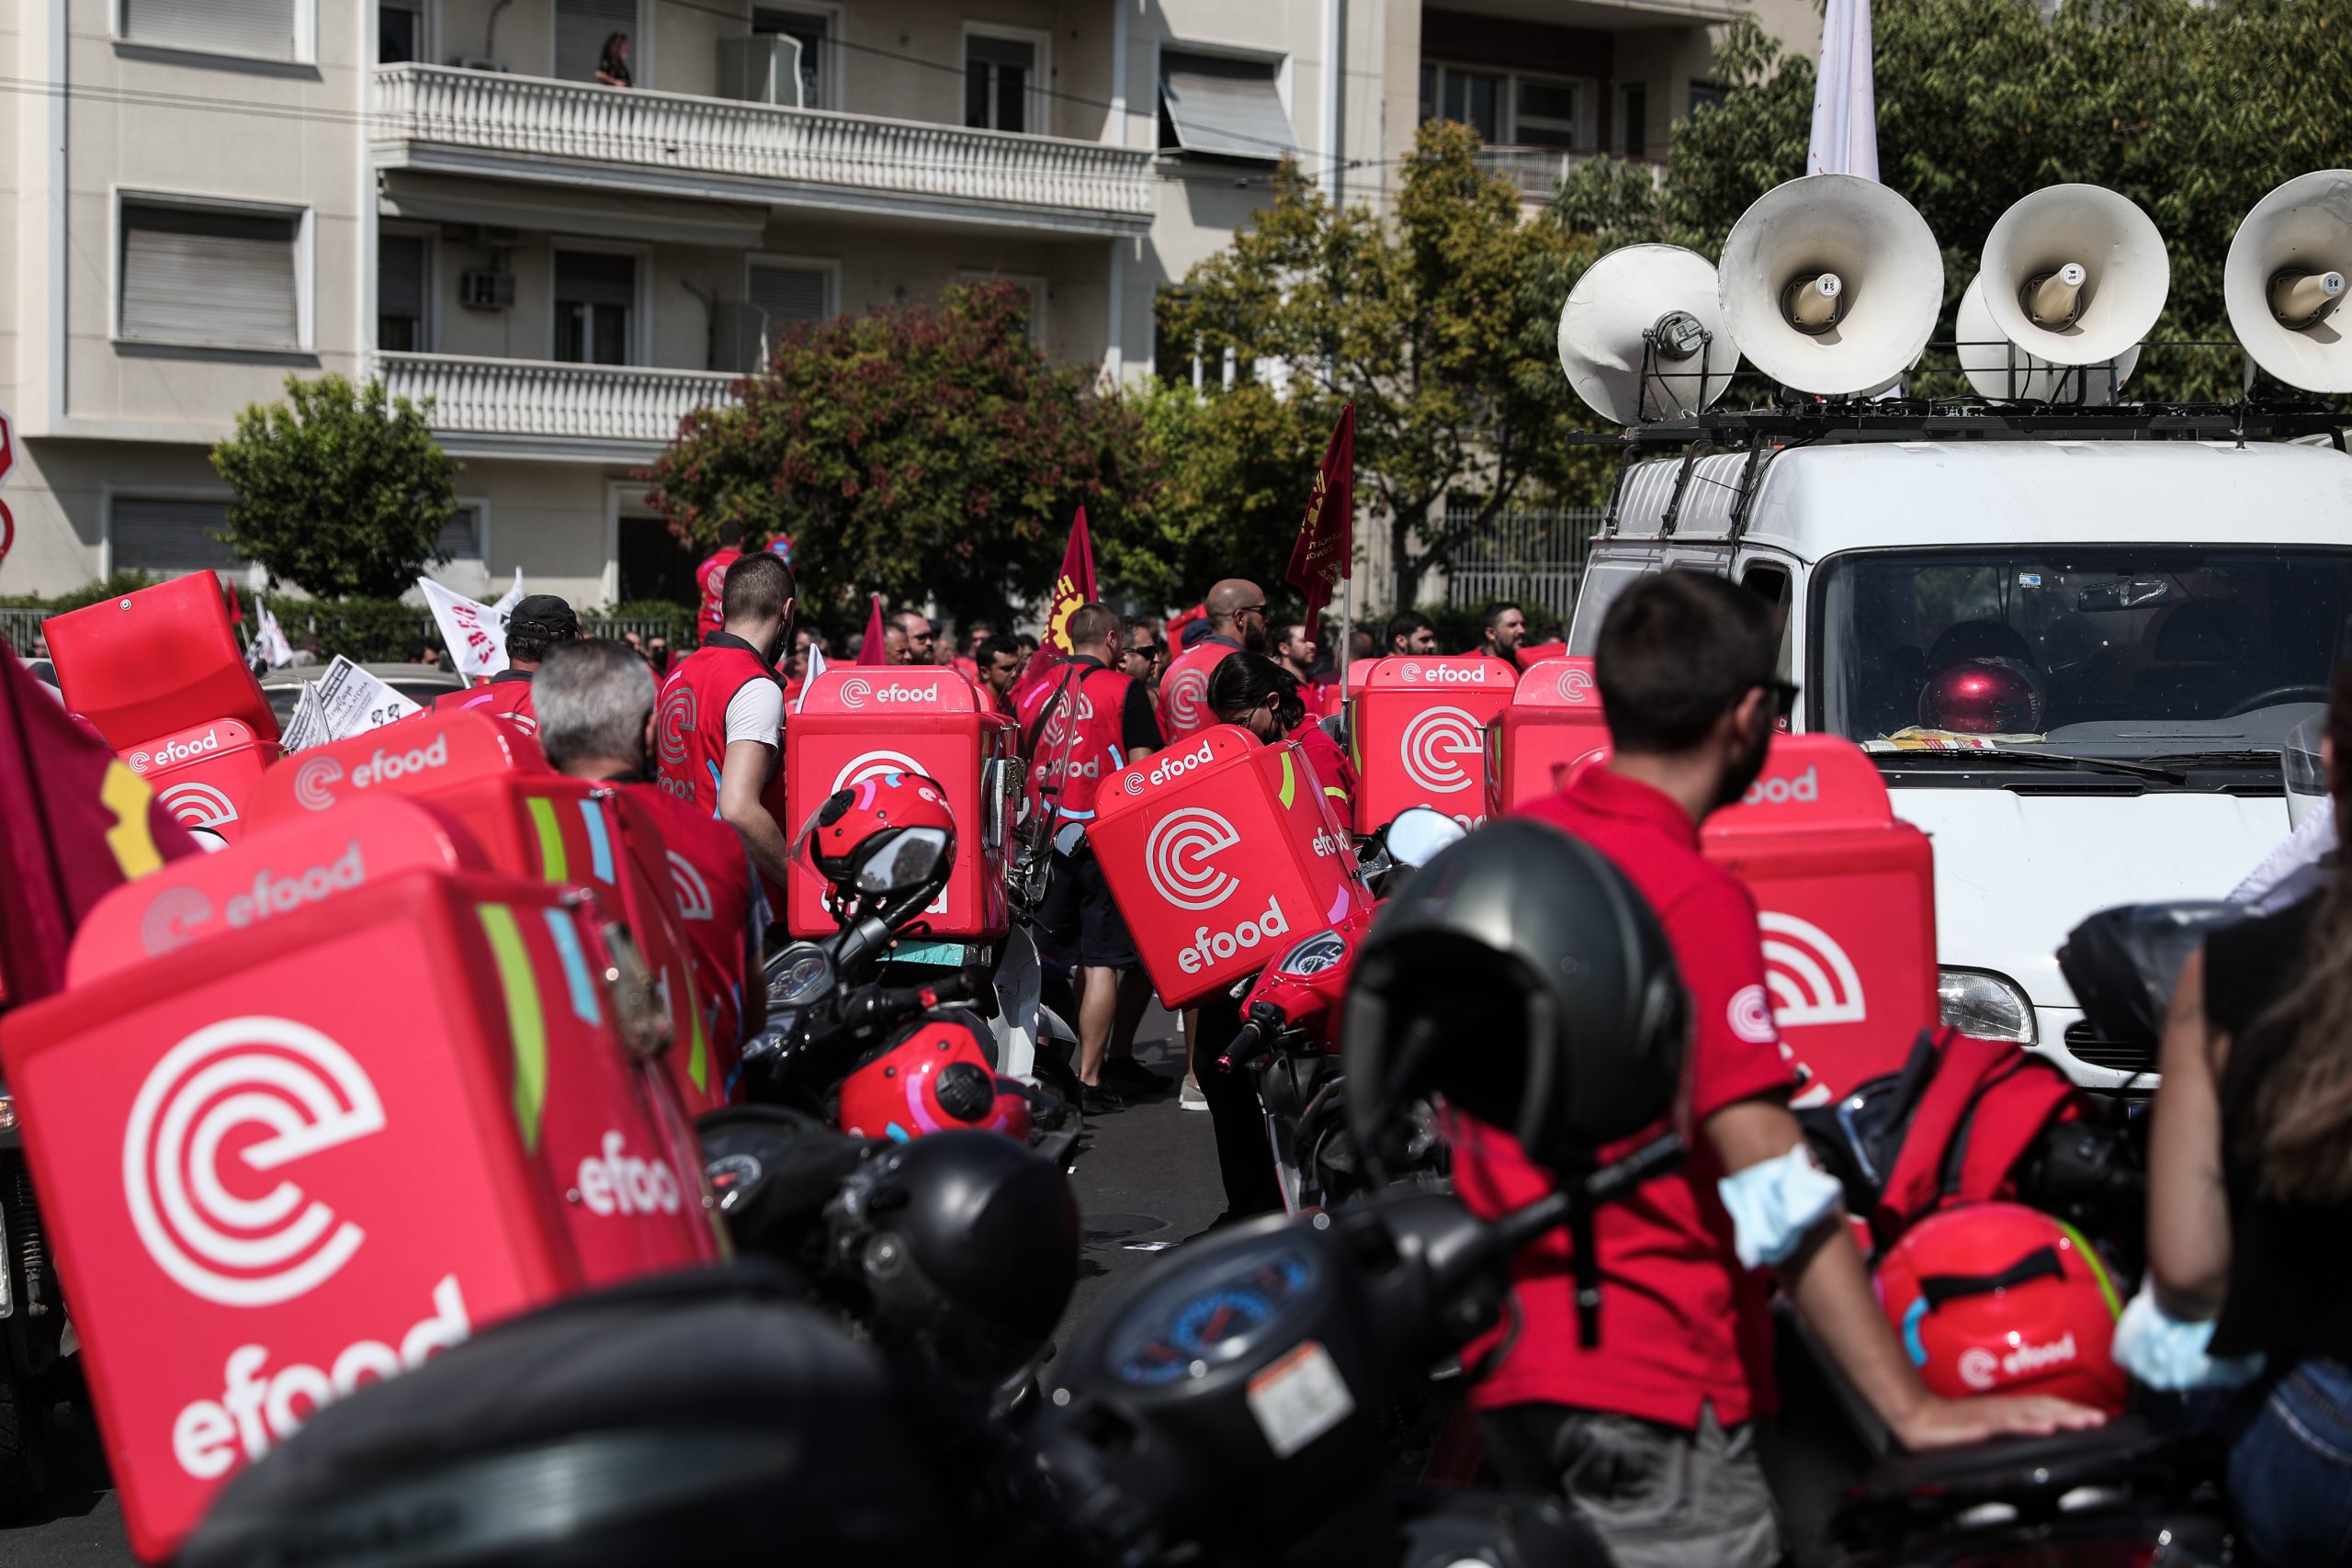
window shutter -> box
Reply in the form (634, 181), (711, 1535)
(122, 205), (300, 348)
(1160, 52), (1295, 162)
(555, 0), (639, 82)
(379, 233), (426, 321)
(111, 498), (241, 573)
(555, 250), (638, 308)
(749, 264), (829, 329)
(123, 0), (296, 61)
(435, 505), (482, 561)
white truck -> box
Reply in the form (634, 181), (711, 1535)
(1568, 432), (2352, 1089)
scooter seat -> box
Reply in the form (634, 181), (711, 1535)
(181, 1262), (951, 1568)
(1832, 1414), (2221, 1540)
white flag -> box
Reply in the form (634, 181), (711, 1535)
(797, 640), (826, 713)
(247, 602), (295, 671)
(1807, 0), (1879, 180)
(418, 575), (511, 680)
(312, 655), (423, 739)
(491, 569), (525, 620)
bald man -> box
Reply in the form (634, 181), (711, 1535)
(1157, 579), (1270, 744)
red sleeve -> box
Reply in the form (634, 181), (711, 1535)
(1663, 874), (1798, 1122)
(1297, 725), (1356, 835)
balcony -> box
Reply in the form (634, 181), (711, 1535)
(371, 64), (1155, 238)
(376, 353), (738, 462)
(1473, 145), (1663, 205)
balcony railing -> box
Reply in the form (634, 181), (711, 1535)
(1473, 146), (1664, 204)
(376, 353), (737, 457)
(372, 64), (1155, 233)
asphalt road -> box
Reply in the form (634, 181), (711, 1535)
(0, 1014), (1224, 1567)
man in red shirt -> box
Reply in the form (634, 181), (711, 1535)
(1457, 570), (2098, 1567)
(429, 593), (576, 739)
(655, 553), (795, 894)
(536, 639), (767, 1083)
(1158, 578), (1270, 742)
(695, 522), (747, 641)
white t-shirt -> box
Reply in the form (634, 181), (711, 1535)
(725, 678), (784, 750)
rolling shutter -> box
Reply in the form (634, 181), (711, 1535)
(122, 0), (296, 60)
(749, 263), (829, 333)
(121, 204), (300, 349)
(435, 505), (482, 561)
(1160, 51), (1295, 162)
(111, 498), (241, 573)
(556, 0), (639, 83)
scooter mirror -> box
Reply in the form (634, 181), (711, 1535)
(1385, 807), (1466, 870)
(854, 826), (951, 895)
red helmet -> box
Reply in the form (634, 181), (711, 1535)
(837, 1010), (1033, 1145)
(1874, 1202), (2127, 1414)
(1918, 656), (2045, 734)
(795, 770), (956, 904)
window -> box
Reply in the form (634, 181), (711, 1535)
(110, 497), (242, 574)
(435, 503), (484, 562)
(554, 250), (637, 366)
(965, 33), (1035, 133)
(1619, 83), (1647, 159)
(1568, 558), (1653, 655)
(1690, 82), (1725, 118)
(752, 6), (831, 107)
(1513, 77), (1581, 150)
(120, 201), (303, 350)
(379, 231), (428, 352)
(748, 260), (831, 352)
(1159, 49), (1293, 161)
(122, 0), (298, 61)
(1419, 63), (1501, 142)
(379, 0), (422, 63)
(555, 0), (637, 84)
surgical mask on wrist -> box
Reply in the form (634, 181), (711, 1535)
(2110, 1288), (2265, 1392)
(1717, 1143), (1845, 1269)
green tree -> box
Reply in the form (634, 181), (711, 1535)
(1558, 0), (2352, 401)
(646, 282), (1154, 635)
(1165, 122), (1605, 610)
(209, 373), (459, 599)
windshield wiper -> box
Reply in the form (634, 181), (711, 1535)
(1885, 750), (2188, 784)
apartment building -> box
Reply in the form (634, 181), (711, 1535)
(0, 0), (1812, 608)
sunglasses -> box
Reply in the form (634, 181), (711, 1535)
(1759, 678), (1801, 719)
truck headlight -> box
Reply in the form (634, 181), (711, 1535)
(1938, 968), (2037, 1044)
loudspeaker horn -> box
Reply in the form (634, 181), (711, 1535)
(1956, 274), (2140, 403)
(1977, 184), (2169, 367)
(2226, 169), (2352, 394)
(1558, 244), (1744, 424)
(1717, 174), (1945, 397)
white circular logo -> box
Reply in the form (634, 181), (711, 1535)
(838, 677), (873, 709)
(656, 685), (696, 767)
(1165, 668), (1209, 732)
(122, 1017), (387, 1307)
(1957, 1347), (2000, 1392)
(831, 749), (925, 795)
(129, 750), (153, 774)
(1041, 693), (1095, 749)
(1556, 667), (1596, 704)
(159, 780), (240, 830)
(1726, 983), (1779, 1044)
(1144, 807), (1241, 910)
(1398, 706), (1482, 795)
(666, 851), (714, 922)
(292, 757), (343, 812)
(1401, 663), (1422, 682)
(141, 886), (215, 956)
(1124, 773), (1144, 796)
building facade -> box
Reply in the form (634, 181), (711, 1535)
(0, 0), (1813, 607)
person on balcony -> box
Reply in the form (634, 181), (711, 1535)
(595, 33), (634, 88)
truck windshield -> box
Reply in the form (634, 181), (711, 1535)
(1815, 547), (2352, 760)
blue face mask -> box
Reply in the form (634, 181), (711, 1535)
(1716, 1144), (1846, 1270)
(2110, 1288), (2266, 1392)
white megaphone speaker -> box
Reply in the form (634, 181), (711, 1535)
(2225, 169), (2352, 394)
(1956, 274), (2140, 403)
(1717, 175), (1945, 397)
(1558, 244), (1743, 424)
(1977, 185), (2169, 367)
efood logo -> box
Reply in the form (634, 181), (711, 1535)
(666, 851), (714, 922)
(1164, 668), (1209, 731)
(1144, 807), (1241, 910)
(1041, 693), (1094, 749)
(1398, 706), (1483, 795)
(1759, 911), (1867, 1027)
(141, 886), (216, 956)
(129, 750), (153, 775)
(838, 677), (874, 708)
(831, 749), (925, 795)
(1556, 666), (1597, 705)
(657, 685), (697, 768)
(291, 757), (344, 812)
(160, 781), (241, 831)
(123, 1017), (387, 1308)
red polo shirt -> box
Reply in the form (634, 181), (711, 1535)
(1451, 765), (1798, 1428)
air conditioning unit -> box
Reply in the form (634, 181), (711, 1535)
(717, 35), (805, 107)
(459, 269), (515, 310)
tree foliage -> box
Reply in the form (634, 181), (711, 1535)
(646, 283), (1155, 635)
(1558, 0), (2352, 401)
(209, 374), (459, 600)
(1165, 122), (1606, 610)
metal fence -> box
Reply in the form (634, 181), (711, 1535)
(1441, 503), (1603, 622)
(1, 610), (46, 657)
(0, 608), (695, 660)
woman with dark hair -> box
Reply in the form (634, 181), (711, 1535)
(594, 32), (633, 86)
(1205, 650), (1354, 834)
(2140, 655), (2352, 1563)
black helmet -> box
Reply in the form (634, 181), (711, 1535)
(826, 1131), (1080, 1382)
(1342, 819), (1687, 1173)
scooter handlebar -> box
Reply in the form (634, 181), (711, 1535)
(1215, 1020), (1267, 1075)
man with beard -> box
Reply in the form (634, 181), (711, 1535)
(1157, 578), (1269, 742)
(1451, 571), (2097, 1568)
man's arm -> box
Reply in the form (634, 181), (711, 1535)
(2145, 950), (2232, 1317)
(1124, 678), (1162, 766)
(718, 739), (793, 886)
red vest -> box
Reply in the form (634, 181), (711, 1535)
(621, 782), (761, 1067)
(695, 548), (742, 638)
(1019, 659), (1133, 829)
(1158, 635), (1240, 742)
(432, 671), (537, 739)
(654, 637), (779, 818)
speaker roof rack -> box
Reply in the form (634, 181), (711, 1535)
(1575, 396), (2347, 452)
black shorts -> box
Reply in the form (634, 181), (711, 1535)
(1036, 844), (1137, 968)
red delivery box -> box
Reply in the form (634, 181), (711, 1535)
(126, 716), (276, 843)
(0, 858), (722, 1560)
(784, 668), (1017, 941)
(1091, 726), (1371, 1008)
(1701, 735), (1938, 1105)
(244, 710), (546, 827)
(1485, 658), (1607, 818)
(1348, 656), (1518, 832)
(45, 572), (277, 753)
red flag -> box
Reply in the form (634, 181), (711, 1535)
(0, 648), (200, 1006)
(855, 593), (888, 666)
(1014, 508), (1098, 701)
(1286, 403), (1355, 622)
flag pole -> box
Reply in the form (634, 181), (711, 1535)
(1336, 569), (1352, 690)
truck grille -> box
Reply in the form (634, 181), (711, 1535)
(2063, 1021), (2155, 1077)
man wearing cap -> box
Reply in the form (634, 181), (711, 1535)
(431, 593), (577, 739)
(1158, 579), (1270, 743)
(655, 553), (797, 893)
